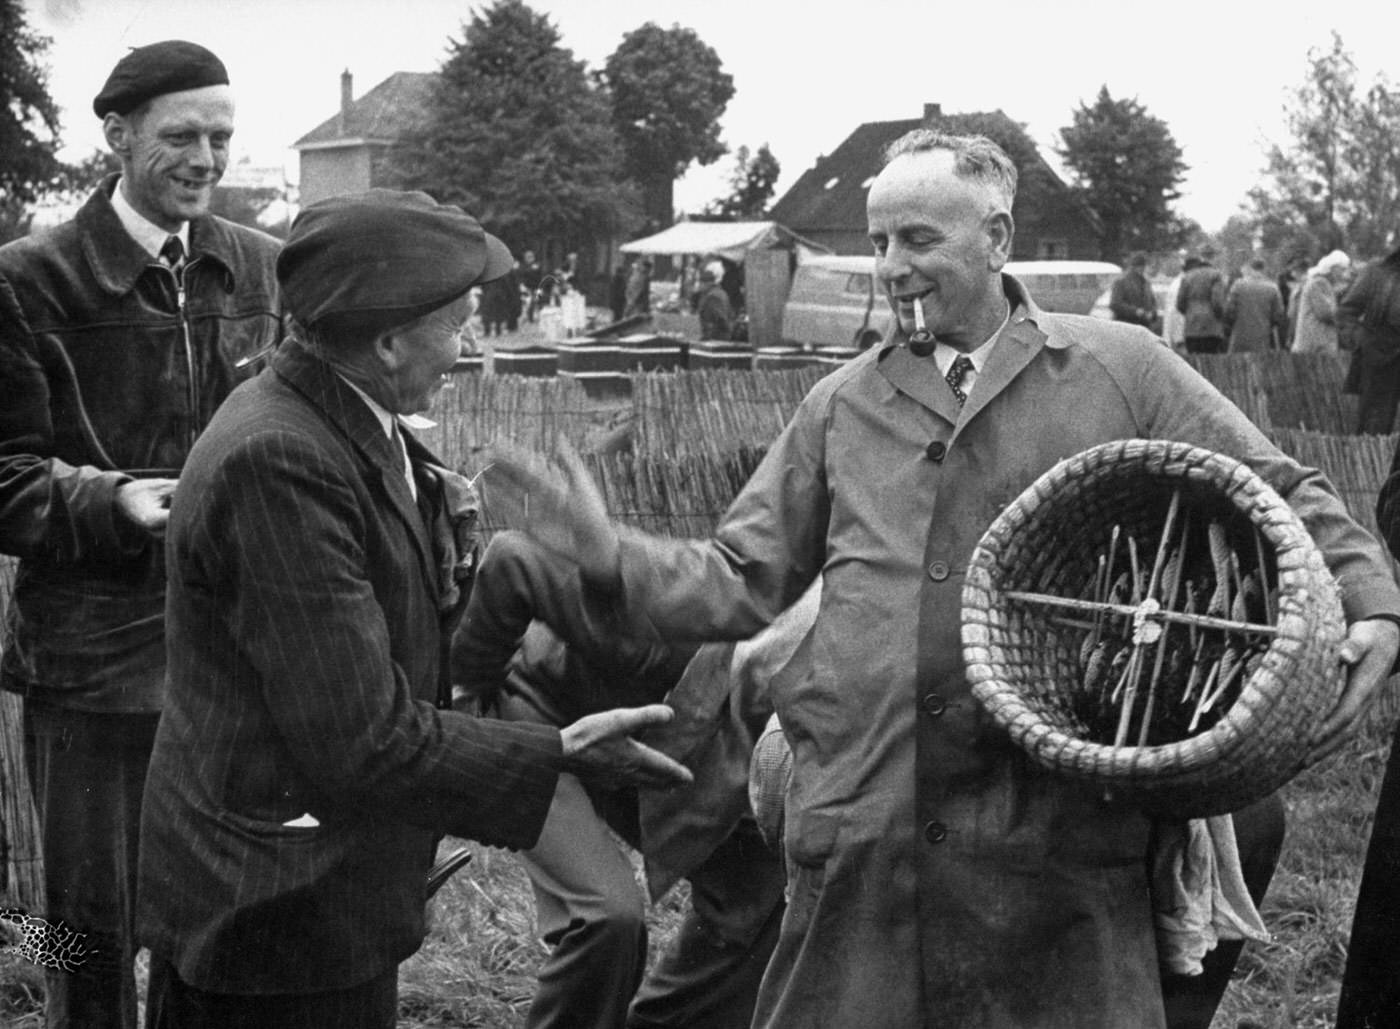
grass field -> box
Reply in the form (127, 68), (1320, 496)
(8, 711), (1387, 1028)
(399, 702), (1398, 1029)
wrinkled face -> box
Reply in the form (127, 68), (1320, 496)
(866, 150), (1011, 348)
(384, 292), (476, 414)
(106, 85), (235, 232)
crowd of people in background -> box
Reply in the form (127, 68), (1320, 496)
(1115, 241), (1400, 434)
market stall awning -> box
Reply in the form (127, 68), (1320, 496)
(620, 220), (830, 263)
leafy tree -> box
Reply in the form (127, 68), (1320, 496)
(1250, 33), (1400, 259)
(1057, 86), (1187, 261)
(389, 0), (637, 260)
(706, 143), (780, 219)
(0, 0), (64, 241)
(603, 22), (734, 231)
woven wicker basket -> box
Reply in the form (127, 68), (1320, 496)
(961, 438), (1346, 819)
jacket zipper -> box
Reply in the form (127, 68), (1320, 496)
(171, 260), (199, 453)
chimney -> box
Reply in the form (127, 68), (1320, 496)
(339, 70), (353, 134)
(923, 103), (942, 125)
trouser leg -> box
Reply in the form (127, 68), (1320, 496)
(1160, 792), (1287, 1029)
(23, 699), (158, 1029)
(1356, 372), (1400, 435)
(628, 818), (787, 1029)
(517, 772), (646, 1029)
(1337, 724), (1400, 1029)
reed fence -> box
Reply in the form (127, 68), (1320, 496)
(0, 357), (1392, 913)
(0, 556), (42, 911)
(630, 368), (827, 459)
(1184, 352), (1357, 433)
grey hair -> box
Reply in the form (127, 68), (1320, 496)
(881, 130), (1018, 211)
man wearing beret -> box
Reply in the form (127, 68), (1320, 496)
(136, 189), (690, 1028)
(0, 40), (281, 1028)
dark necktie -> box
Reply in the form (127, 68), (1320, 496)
(160, 235), (185, 276)
(946, 355), (974, 407)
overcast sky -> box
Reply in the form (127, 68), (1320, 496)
(23, 0), (1400, 231)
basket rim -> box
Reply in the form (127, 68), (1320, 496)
(960, 437), (1345, 802)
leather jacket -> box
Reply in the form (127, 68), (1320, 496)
(0, 176), (283, 711)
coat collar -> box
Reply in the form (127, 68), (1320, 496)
(76, 173), (240, 296)
(876, 273), (1059, 432)
(270, 335), (439, 586)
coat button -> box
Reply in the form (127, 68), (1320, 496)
(924, 820), (948, 844)
(922, 692), (947, 716)
(925, 440), (947, 462)
(927, 561), (950, 581)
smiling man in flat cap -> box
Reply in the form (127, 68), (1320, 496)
(135, 189), (691, 1028)
(0, 39), (281, 1029)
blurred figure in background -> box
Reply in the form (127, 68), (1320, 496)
(479, 260), (522, 337)
(695, 266), (734, 341)
(1162, 252), (1195, 351)
(519, 249), (544, 322)
(1224, 258), (1287, 352)
(1109, 252), (1160, 332)
(1339, 245), (1400, 434)
(1291, 249), (1352, 355)
(610, 259), (630, 323)
(1176, 244), (1228, 353)
(625, 257), (652, 319)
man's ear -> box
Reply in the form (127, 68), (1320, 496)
(374, 330), (403, 372)
(986, 210), (1015, 271)
(102, 113), (133, 160)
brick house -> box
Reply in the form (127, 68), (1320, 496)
(769, 103), (1103, 259)
(292, 70), (434, 206)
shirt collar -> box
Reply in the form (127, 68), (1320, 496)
(339, 376), (398, 440)
(932, 300), (1012, 378)
(110, 177), (189, 259)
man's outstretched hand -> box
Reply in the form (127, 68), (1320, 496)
(481, 437), (621, 586)
(560, 704), (693, 790)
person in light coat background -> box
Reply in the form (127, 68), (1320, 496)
(1291, 249), (1352, 354)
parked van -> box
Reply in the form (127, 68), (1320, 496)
(780, 256), (1121, 350)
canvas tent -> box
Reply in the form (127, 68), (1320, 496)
(620, 220), (830, 263)
(620, 221), (830, 346)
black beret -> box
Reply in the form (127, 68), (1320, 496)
(277, 189), (514, 333)
(93, 40), (229, 118)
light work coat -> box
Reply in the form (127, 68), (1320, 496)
(608, 276), (1400, 1028)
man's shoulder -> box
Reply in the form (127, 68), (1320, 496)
(0, 216), (84, 280)
(804, 344), (883, 407)
(1039, 311), (1170, 361)
(193, 368), (338, 472)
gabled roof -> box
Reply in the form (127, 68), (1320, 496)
(293, 71), (436, 150)
(770, 117), (922, 231)
(769, 109), (1085, 233)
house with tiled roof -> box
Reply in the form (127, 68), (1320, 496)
(770, 103), (1102, 260)
(293, 70), (435, 205)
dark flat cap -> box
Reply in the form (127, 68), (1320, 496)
(93, 40), (229, 118)
(277, 189), (514, 332)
